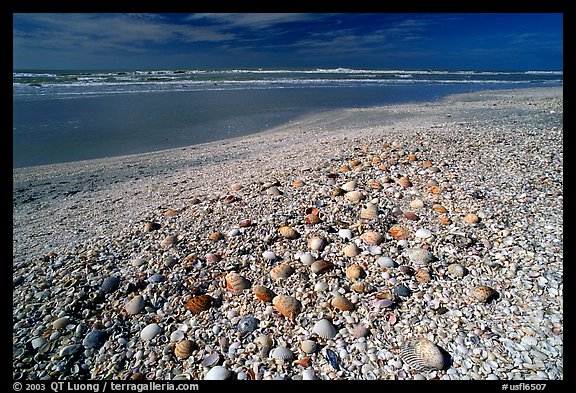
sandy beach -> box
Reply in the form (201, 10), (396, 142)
(13, 87), (563, 380)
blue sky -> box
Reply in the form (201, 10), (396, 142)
(12, 13), (563, 70)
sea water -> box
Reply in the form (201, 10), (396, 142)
(13, 68), (562, 168)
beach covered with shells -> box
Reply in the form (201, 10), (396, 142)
(13, 87), (563, 381)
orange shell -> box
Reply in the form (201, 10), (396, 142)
(345, 264), (366, 281)
(389, 225), (407, 240)
(174, 340), (196, 359)
(429, 185), (442, 194)
(432, 204), (448, 213)
(253, 285), (275, 302)
(279, 226), (299, 239)
(184, 294), (213, 314)
(208, 232), (224, 241)
(464, 213), (480, 224)
(360, 231), (384, 245)
(437, 215), (452, 225)
(272, 295), (302, 319)
(396, 177), (412, 188)
(225, 272), (251, 295)
(305, 214), (321, 225)
(331, 295), (354, 311)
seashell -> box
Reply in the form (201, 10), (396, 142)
(237, 317), (260, 334)
(393, 284), (412, 297)
(262, 251), (277, 261)
(360, 231), (383, 245)
(184, 294), (213, 314)
(403, 211), (419, 220)
(223, 195), (236, 204)
(422, 160), (433, 167)
(279, 225), (299, 239)
(140, 323), (162, 341)
(230, 183), (243, 191)
(360, 202), (378, 219)
(367, 179), (382, 189)
(464, 213), (480, 224)
(447, 263), (466, 278)
(432, 204), (448, 213)
(415, 268), (432, 283)
(52, 317), (71, 330)
(201, 353), (221, 367)
(332, 187), (346, 196)
(341, 180), (357, 191)
(342, 243), (361, 257)
(400, 339), (445, 371)
(132, 257), (147, 267)
(124, 295), (146, 315)
(293, 357), (311, 367)
(270, 263), (294, 281)
(473, 285), (497, 302)
(272, 295), (302, 319)
(148, 273), (167, 283)
(225, 272), (251, 294)
(305, 214), (321, 225)
(345, 190), (365, 202)
(338, 228), (353, 240)
(338, 165), (350, 173)
(407, 153), (417, 162)
(429, 185), (442, 194)
(174, 339), (195, 359)
(410, 199), (424, 209)
(162, 208), (180, 216)
(170, 330), (185, 343)
(172, 374), (192, 381)
(351, 324), (370, 338)
(266, 186), (282, 196)
(345, 264), (365, 281)
(205, 253), (221, 263)
(143, 221), (161, 232)
(300, 339), (317, 354)
(325, 348), (340, 370)
(253, 285), (275, 302)
(437, 215), (452, 225)
(389, 225), (407, 240)
(308, 236), (327, 251)
(331, 295), (354, 311)
(314, 281), (329, 292)
(415, 228), (432, 239)
(312, 319), (337, 339)
(408, 248), (435, 266)
(239, 218), (252, 228)
(374, 299), (393, 309)
(302, 369), (317, 380)
(349, 159), (361, 167)
(204, 366), (231, 380)
(271, 346), (294, 361)
(396, 176), (412, 188)
(292, 179), (305, 187)
(299, 252), (315, 265)
(311, 259), (333, 274)
(254, 334), (273, 349)
(350, 282), (368, 293)
(208, 231), (224, 241)
(160, 235), (178, 249)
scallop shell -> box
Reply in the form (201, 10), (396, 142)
(160, 235), (178, 249)
(342, 243), (361, 257)
(225, 272), (251, 294)
(307, 236), (327, 251)
(396, 176), (412, 188)
(272, 295), (302, 319)
(345, 264), (366, 281)
(184, 294), (213, 314)
(300, 339), (317, 354)
(279, 225), (299, 239)
(341, 180), (357, 191)
(311, 259), (333, 274)
(345, 190), (365, 202)
(360, 202), (378, 219)
(331, 295), (354, 311)
(400, 339), (445, 371)
(204, 366), (231, 380)
(271, 346), (294, 361)
(389, 225), (407, 240)
(174, 339), (195, 359)
(360, 231), (383, 245)
(464, 213), (480, 224)
(253, 285), (275, 302)
(473, 285), (497, 302)
(270, 263), (294, 281)
(312, 319), (337, 339)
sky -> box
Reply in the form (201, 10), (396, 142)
(12, 13), (563, 71)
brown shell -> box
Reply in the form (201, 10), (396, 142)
(272, 295), (302, 319)
(360, 231), (384, 245)
(338, 166), (350, 173)
(432, 204), (448, 214)
(305, 214), (321, 225)
(437, 215), (452, 225)
(367, 179), (382, 189)
(429, 185), (442, 194)
(311, 259), (334, 275)
(396, 176), (412, 188)
(342, 243), (361, 257)
(160, 235), (178, 249)
(270, 263), (294, 281)
(239, 219), (252, 227)
(422, 160), (433, 167)
(307, 236), (327, 251)
(161, 208), (180, 217)
(403, 211), (419, 221)
(292, 179), (305, 187)
(473, 286), (497, 302)
(349, 159), (362, 167)
(407, 153), (417, 162)
(174, 340), (196, 359)
(346, 264), (366, 281)
(253, 285), (275, 302)
(184, 294), (213, 314)
(225, 272), (251, 294)
(208, 232), (225, 241)
(389, 225), (407, 240)
(415, 268), (432, 283)
(332, 187), (346, 196)
(279, 226), (299, 239)
(464, 213), (480, 224)
(331, 295), (354, 311)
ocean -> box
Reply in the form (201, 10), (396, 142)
(13, 68), (563, 168)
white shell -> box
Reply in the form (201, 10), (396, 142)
(302, 369), (317, 380)
(170, 330), (185, 343)
(408, 248), (435, 266)
(338, 228), (353, 240)
(312, 319), (337, 339)
(308, 236), (327, 251)
(415, 228), (432, 238)
(271, 346), (294, 360)
(447, 263), (466, 277)
(299, 252), (315, 265)
(314, 281), (329, 292)
(342, 243), (361, 257)
(204, 366), (231, 380)
(300, 339), (317, 354)
(140, 323), (162, 341)
(341, 180), (357, 191)
(262, 251), (277, 261)
(125, 295), (145, 315)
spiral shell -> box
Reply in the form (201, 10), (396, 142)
(400, 339), (445, 371)
(308, 236), (327, 251)
(184, 294), (213, 314)
(270, 263), (294, 281)
(174, 340), (196, 359)
(312, 319), (337, 339)
(389, 225), (407, 240)
(279, 225), (299, 239)
(253, 285), (275, 302)
(272, 295), (302, 319)
(345, 264), (365, 281)
(473, 285), (497, 302)
(225, 272), (251, 295)
(360, 231), (383, 245)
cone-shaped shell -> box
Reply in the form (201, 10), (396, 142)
(389, 225), (407, 240)
(331, 295), (354, 311)
(345, 264), (366, 281)
(308, 236), (327, 251)
(272, 295), (302, 319)
(312, 319), (337, 339)
(225, 272), (251, 295)
(279, 226), (299, 239)
(360, 231), (383, 245)
(472, 285), (497, 302)
(184, 294), (213, 314)
(311, 259), (333, 274)
(174, 339), (196, 359)
(342, 243), (361, 257)
(270, 263), (294, 281)
(253, 285), (275, 302)
(400, 339), (445, 371)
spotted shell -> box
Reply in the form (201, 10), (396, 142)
(160, 235), (178, 249)
(270, 263), (294, 281)
(389, 225), (407, 240)
(415, 268), (432, 283)
(360, 231), (383, 245)
(345, 264), (366, 281)
(344, 190), (365, 202)
(400, 339), (445, 371)
(473, 285), (497, 302)
(279, 225), (299, 239)
(312, 319), (337, 339)
(308, 236), (327, 251)
(311, 259), (334, 274)
(272, 295), (302, 319)
(253, 285), (275, 302)
(184, 294), (213, 314)
(225, 272), (251, 295)
(342, 243), (361, 257)
(464, 213), (480, 224)
(174, 340), (196, 359)
(396, 176), (412, 188)
(331, 295), (354, 311)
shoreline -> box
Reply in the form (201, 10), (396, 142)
(13, 86), (563, 380)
